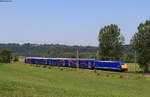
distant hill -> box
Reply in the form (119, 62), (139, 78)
(0, 43), (98, 58)
(0, 43), (133, 62)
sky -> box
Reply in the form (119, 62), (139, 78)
(0, 0), (150, 46)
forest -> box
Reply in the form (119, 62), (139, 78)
(0, 43), (133, 62)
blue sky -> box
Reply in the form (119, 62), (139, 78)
(0, 0), (150, 46)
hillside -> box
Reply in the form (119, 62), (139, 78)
(0, 43), (98, 58)
(0, 62), (150, 97)
(0, 43), (132, 60)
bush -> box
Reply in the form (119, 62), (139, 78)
(12, 53), (19, 62)
(0, 49), (12, 63)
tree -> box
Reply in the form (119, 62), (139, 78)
(12, 53), (19, 62)
(131, 20), (150, 72)
(0, 49), (12, 63)
(98, 24), (124, 61)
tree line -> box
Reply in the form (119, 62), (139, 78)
(0, 44), (98, 58)
(98, 20), (150, 72)
(0, 43), (132, 62)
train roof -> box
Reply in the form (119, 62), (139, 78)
(25, 57), (95, 60)
(96, 60), (124, 63)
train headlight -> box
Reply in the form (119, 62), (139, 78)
(122, 64), (127, 69)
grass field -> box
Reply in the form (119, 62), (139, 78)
(127, 63), (142, 72)
(0, 63), (150, 97)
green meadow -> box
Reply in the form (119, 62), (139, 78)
(127, 63), (141, 72)
(0, 63), (150, 97)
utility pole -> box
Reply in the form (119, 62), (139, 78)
(134, 51), (137, 63)
(76, 49), (79, 68)
(96, 50), (99, 60)
(134, 51), (137, 72)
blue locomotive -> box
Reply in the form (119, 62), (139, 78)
(25, 57), (128, 71)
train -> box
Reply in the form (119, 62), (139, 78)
(25, 57), (128, 72)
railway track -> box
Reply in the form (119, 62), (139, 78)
(122, 72), (150, 76)
(97, 69), (150, 77)
(108, 70), (150, 77)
